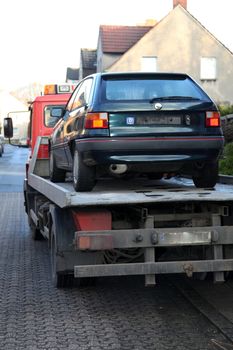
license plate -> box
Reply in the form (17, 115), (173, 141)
(137, 116), (181, 125)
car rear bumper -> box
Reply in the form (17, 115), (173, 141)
(75, 136), (224, 166)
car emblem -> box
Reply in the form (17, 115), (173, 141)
(154, 103), (162, 110)
(126, 117), (135, 125)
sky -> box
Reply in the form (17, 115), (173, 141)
(0, 0), (233, 90)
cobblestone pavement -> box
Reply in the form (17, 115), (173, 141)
(0, 192), (232, 350)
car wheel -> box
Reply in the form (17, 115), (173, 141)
(49, 151), (66, 182)
(73, 150), (96, 191)
(192, 161), (218, 188)
(0, 147), (2, 157)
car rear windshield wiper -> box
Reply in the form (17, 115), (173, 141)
(149, 96), (201, 103)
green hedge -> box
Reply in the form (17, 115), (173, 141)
(218, 104), (233, 116)
(219, 142), (233, 175)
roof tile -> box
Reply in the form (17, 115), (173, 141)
(100, 25), (153, 53)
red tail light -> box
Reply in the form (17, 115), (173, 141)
(84, 113), (109, 129)
(38, 144), (49, 159)
(205, 111), (220, 127)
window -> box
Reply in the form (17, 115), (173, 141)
(72, 78), (93, 111)
(67, 85), (80, 111)
(44, 105), (65, 127)
(141, 57), (157, 72)
(103, 75), (208, 102)
(200, 57), (217, 80)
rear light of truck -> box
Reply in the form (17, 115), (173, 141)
(72, 209), (113, 250)
(38, 144), (49, 159)
(84, 113), (109, 129)
(72, 209), (112, 231)
(205, 111), (220, 127)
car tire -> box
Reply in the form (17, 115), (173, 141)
(49, 151), (66, 182)
(192, 161), (218, 188)
(73, 150), (96, 192)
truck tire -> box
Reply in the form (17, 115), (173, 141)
(73, 150), (96, 192)
(50, 224), (95, 288)
(192, 161), (218, 188)
(51, 225), (73, 288)
(49, 151), (66, 183)
(28, 216), (44, 240)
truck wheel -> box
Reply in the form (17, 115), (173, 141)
(50, 224), (94, 288)
(50, 226), (72, 288)
(28, 216), (43, 240)
(73, 150), (96, 192)
(49, 151), (66, 182)
(192, 161), (218, 188)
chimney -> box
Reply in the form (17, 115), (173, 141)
(173, 0), (187, 9)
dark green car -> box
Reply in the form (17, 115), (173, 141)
(49, 72), (224, 191)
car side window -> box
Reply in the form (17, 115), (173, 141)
(66, 85), (81, 112)
(71, 78), (93, 111)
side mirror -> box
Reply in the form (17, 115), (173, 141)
(4, 117), (13, 138)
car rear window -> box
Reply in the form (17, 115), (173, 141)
(102, 75), (209, 102)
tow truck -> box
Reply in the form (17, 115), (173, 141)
(4, 85), (233, 288)
(28, 83), (75, 159)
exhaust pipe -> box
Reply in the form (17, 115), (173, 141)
(109, 164), (128, 175)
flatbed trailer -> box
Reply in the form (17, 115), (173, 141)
(24, 136), (233, 287)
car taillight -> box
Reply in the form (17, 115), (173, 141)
(205, 111), (220, 127)
(84, 113), (109, 129)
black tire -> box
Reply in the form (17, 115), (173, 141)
(49, 151), (66, 182)
(73, 150), (96, 192)
(192, 161), (218, 188)
(51, 222), (96, 288)
(50, 226), (72, 288)
(28, 216), (44, 240)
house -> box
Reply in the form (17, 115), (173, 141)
(66, 67), (79, 83)
(94, 0), (233, 105)
(79, 49), (97, 80)
(96, 23), (154, 73)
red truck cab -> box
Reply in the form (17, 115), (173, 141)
(29, 84), (74, 159)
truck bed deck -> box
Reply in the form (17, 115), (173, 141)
(28, 137), (233, 208)
(28, 173), (233, 208)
